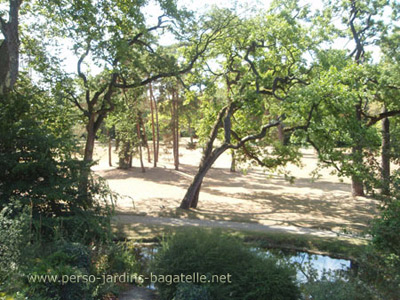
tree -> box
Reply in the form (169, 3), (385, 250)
(21, 0), (229, 173)
(180, 2), (318, 209)
(300, 0), (400, 197)
(0, 0), (22, 95)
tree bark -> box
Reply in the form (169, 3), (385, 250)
(180, 145), (228, 209)
(118, 141), (132, 169)
(381, 110), (390, 195)
(0, 0), (22, 95)
(155, 95), (160, 163)
(137, 122), (145, 173)
(138, 113), (151, 163)
(84, 118), (96, 162)
(230, 150), (236, 172)
(351, 103), (365, 197)
(172, 89), (179, 170)
(149, 83), (157, 167)
(351, 144), (365, 197)
(108, 129), (112, 167)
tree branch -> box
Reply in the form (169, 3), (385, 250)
(366, 109), (400, 127)
(228, 119), (281, 150)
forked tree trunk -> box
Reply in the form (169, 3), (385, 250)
(381, 112), (390, 195)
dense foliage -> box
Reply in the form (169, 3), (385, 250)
(1, 0), (400, 298)
(152, 228), (300, 300)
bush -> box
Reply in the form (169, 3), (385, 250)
(151, 228), (299, 300)
(173, 283), (211, 300)
(353, 200), (400, 299)
(23, 241), (92, 300)
(302, 277), (374, 300)
(0, 201), (30, 285)
(0, 83), (116, 299)
(371, 200), (400, 255)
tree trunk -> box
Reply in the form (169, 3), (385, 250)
(115, 138), (119, 152)
(381, 111), (390, 195)
(351, 145), (365, 197)
(138, 113), (151, 163)
(108, 129), (112, 167)
(118, 141), (132, 169)
(155, 96), (160, 163)
(190, 182), (202, 208)
(0, 0), (22, 95)
(351, 103), (365, 197)
(137, 122), (145, 173)
(84, 119), (96, 162)
(149, 83), (157, 167)
(230, 150), (236, 172)
(180, 145), (228, 209)
(172, 89), (179, 170)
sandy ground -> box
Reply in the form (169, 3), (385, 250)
(93, 139), (379, 233)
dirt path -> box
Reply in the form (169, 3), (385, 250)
(113, 214), (363, 239)
(93, 140), (379, 234)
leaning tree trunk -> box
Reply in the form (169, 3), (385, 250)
(381, 111), (390, 195)
(180, 145), (228, 209)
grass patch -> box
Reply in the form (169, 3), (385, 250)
(112, 222), (367, 259)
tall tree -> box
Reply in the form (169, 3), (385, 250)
(27, 0), (231, 166)
(0, 0), (22, 95)
(180, 2), (318, 209)
(301, 0), (400, 196)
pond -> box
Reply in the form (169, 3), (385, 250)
(137, 244), (352, 287)
(258, 248), (352, 282)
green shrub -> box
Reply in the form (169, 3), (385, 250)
(0, 201), (30, 285)
(151, 228), (299, 300)
(0, 91), (114, 245)
(353, 199), (400, 299)
(173, 283), (211, 300)
(302, 277), (374, 300)
(371, 200), (400, 255)
(23, 241), (92, 300)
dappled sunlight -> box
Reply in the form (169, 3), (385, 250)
(94, 142), (379, 233)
